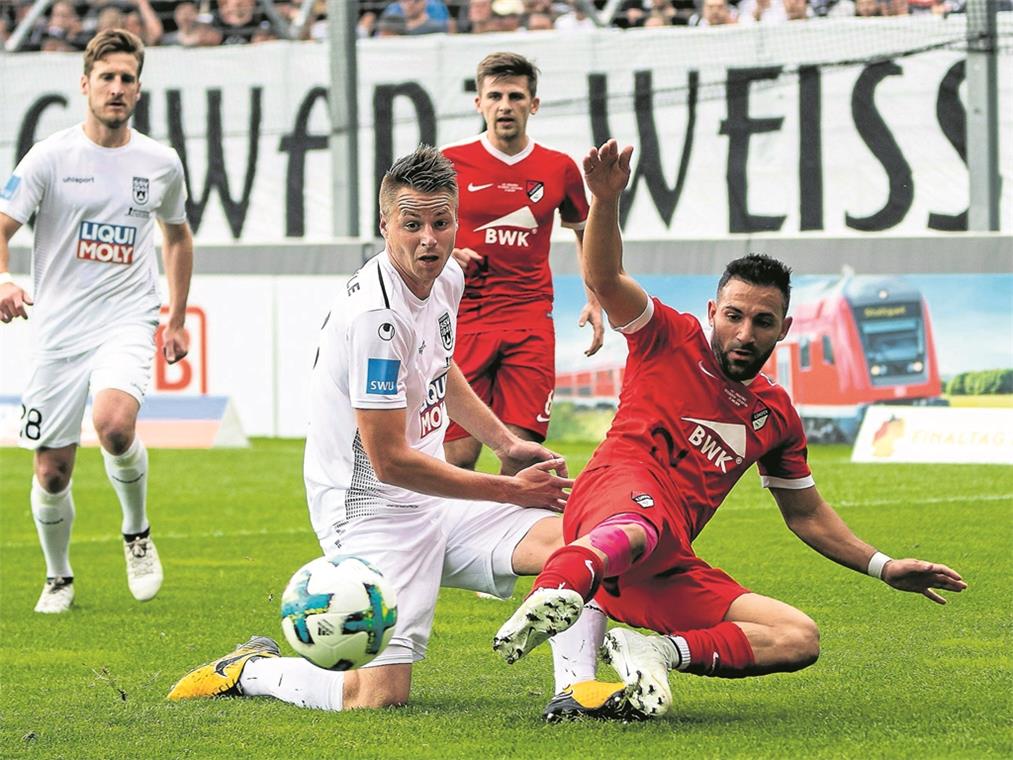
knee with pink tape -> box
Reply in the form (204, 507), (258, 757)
(588, 513), (659, 578)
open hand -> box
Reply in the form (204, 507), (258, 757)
(582, 139), (634, 201)
(509, 458), (574, 511)
(883, 558), (966, 605)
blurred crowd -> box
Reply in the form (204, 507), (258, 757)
(1, 0), (1000, 52)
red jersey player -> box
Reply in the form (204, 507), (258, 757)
(494, 139), (967, 722)
(441, 52), (603, 470)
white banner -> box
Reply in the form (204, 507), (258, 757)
(852, 405), (1013, 465)
(1, 18), (1010, 244)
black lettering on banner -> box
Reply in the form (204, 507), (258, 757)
(167, 88), (262, 237)
(279, 86), (330, 237)
(847, 62), (912, 231)
(372, 83), (436, 232)
(588, 70), (698, 230)
(132, 96), (150, 136)
(21, 405), (42, 441)
(929, 60), (967, 231)
(15, 95), (67, 167)
(720, 67), (786, 233)
(798, 65), (823, 231)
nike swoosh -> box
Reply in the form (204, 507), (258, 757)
(468, 182), (494, 192)
(698, 360), (718, 379)
(213, 652), (249, 677)
(536, 414), (551, 423)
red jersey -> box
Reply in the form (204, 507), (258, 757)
(587, 298), (814, 540)
(441, 134), (588, 333)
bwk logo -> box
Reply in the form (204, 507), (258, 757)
(475, 207), (538, 248)
(683, 417), (746, 474)
(132, 176), (149, 204)
(419, 372), (448, 437)
(526, 180), (544, 203)
(438, 312), (454, 351)
(77, 221), (137, 265)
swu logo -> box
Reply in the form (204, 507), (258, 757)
(366, 358), (400, 395)
(77, 221), (137, 265)
(419, 373), (447, 437)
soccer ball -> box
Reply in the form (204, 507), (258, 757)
(280, 555), (398, 670)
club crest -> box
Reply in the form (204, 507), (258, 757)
(631, 491), (654, 508)
(132, 176), (149, 205)
(526, 180), (544, 203)
(438, 312), (454, 351)
(752, 407), (770, 431)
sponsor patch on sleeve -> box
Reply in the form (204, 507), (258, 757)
(0, 175), (21, 200)
(365, 358), (400, 395)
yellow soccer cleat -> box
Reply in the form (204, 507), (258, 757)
(167, 636), (280, 700)
(542, 680), (649, 723)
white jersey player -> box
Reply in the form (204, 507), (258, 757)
(168, 146), (607, 715)
(0, 30), (194, 614)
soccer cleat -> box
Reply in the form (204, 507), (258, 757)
(493, 587), (584, 664)
(542, 680), (649, 723)
(167, 636), (280, 700)
(601, 628), (674, 717)
(124, 534), (163, 601)
(34, 576), (74, 614)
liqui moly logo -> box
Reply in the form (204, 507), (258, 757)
(77, 221), (137, 265)
(419, 373), (448, 437)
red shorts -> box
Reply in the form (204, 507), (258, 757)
(563, 463), (749, 633)
(446, 326), (555, 442)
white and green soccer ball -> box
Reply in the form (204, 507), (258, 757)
(280, 555), (398, 671)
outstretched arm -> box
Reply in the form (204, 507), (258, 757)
(581, 139), (648, 328)
(445, 362), (568, 478)
(772, 485), (967, 604)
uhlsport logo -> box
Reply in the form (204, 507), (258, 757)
(419, 372), (448, 437)
(683, 417), (746, 474)
(474, 206), (538, 247)
(77, 221), (137, 265)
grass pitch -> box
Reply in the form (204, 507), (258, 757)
(1, 440), (1010, 759)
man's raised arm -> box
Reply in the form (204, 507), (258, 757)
(581, 140), (649, 328)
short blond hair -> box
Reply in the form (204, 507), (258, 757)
(84, 29), (145, 77)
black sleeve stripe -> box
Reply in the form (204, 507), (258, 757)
(377, 262), (390, 309)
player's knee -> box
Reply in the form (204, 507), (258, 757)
(342, 669), (410, 709)
(36, 464), (71, 494)
(94, 419), (134, 455)
(781, 617), (820, 670)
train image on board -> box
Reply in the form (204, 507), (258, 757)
(762, 272), (945, 442)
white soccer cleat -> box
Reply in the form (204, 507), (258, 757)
(601, 628), (673, 717)
(493, 587), (584, 664)
(124, 535), (163, 601)
(35, 577), (75, 614)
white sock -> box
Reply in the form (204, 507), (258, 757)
(663, 635), (691, 670)
(548, 601), (607, 693)
(239, 657), (345, 711)
(102, 437), (149, 535)
(31, 476), (75, 578)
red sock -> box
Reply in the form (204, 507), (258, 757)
(530, 545), (605, 602)
(673, 622), (756, 678)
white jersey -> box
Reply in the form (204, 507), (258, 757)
(304, 251), (464, 525)
(0, 124), (187, 358)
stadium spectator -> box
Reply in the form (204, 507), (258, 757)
(379, 0), (449, 34)
(737, 0), (789, 24)
(441, 52), (603, 471)
(554, 0), (596, 30)
(642, 8), (671, 25)
(0, 29), (194, 615)
(855, 0), (880, 14)
(462, 0), (497, 32)
(491, 0), (524, 29)
(523, 8), (555, 28)
(493, 139), (967, 721)
(214, 0), (262, 44)
(689, 0), (736, 25)
(45, 1), (89, 49)
(884, 0), (909, 13)
(168, 145), (604, 715)
(784, 0), (812, 19)
(160, 1), (200, 45)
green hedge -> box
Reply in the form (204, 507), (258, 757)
(946, 368), (1013, 395)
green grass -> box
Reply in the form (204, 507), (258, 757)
(1, 440), (1011, 759)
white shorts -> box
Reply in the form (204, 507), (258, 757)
(19, 322), (157, 450)
(311, 493), (559, 667)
